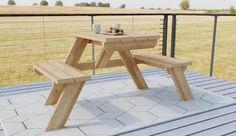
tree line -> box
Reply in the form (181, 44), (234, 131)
(7, 0), (126, 8)
(6, 0), (236, 13)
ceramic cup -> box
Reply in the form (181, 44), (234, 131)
(92, 24), (101, 34)
(112, 24), (120, 29)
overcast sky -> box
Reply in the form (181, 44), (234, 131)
(0, 0), (236, 9)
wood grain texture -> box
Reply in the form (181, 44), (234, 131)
(46, 81), (85, 131)
(77, 59), (125, 70)
(77, 32), (159, 43)
(133, 53), (193, 101)
(134, 53), (192, 68)
(45, 37), (88, 105)
(65, 37), (89, 67)
(168, 67), (193, 101)
(95, 48), (113, 68)
(103, 40), (157, 51)
(33, 61), (90, 84)
(118, 50), (148, 89)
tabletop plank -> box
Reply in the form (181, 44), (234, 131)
(76, 32), (159, 43)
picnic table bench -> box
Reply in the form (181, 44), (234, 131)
(33, 32), (193, 131)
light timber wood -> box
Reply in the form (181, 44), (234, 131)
(106, 59), (124, 68)
(77, 59), (125, 71)
(133, 52), (193, 101)
(134, 53), (192, 68)
(46, 83), (64, 106)
(33, 62), (74, 84)
(45, 38), (88, 105)
(77, 62), (95, 71)
(65, 38), (89, 67)
(33, 61), (90, 84)
(49, 61), (90, 82)
(95, 48), (113, 68)
(168, 67), (193, 101)
(46, 81), (85, 131)
(103, 40), (157, 51)
(118, 50), (148, 89)
(77, 32), (159, 43)
(33, 33), (160, 131)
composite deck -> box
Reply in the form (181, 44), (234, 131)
(1, 68), (236, 99)
(114, 103), (236, 136)
(0, 68), (236, 135)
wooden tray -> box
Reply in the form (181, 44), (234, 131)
(102, 32), (125, 36)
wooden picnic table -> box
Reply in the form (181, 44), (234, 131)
(43, 32), (159, 131)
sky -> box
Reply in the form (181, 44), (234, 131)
(0, 0), (236, 9)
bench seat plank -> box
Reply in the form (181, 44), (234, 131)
(134, 53), (192, 68)
(33, 61), (90, 84)
(133, 52), (193, 101)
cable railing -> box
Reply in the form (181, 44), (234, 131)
(0, 13), (236, 86)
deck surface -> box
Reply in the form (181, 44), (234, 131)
(0, 68), (236, 136)
(114, 103), (236, 136)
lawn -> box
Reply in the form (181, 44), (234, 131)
(0, 6), (236, 86)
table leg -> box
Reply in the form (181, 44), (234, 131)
(45, 81), (85, 131)
(118, 50), (148, 89)
(168, 67), (193, 101)
(95, 48), (113, 68)
(45, 38), (88, 105)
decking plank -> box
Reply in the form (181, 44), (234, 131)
(190, 121), (236, 136)
(152, 112), (236, 136)
(201, 81), (233, 89)
(191, 79), (225, 86)
(208, 84), (236, 92)
(224, 131), (236, 136)
(188, 77), (214, 84)
(215, 88), (236, 95)
(225, 92), (236, 99)
(113, 104), (236, 136)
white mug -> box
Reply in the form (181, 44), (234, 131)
(92, 24), (101, 34)
(112, 24), (120, 29)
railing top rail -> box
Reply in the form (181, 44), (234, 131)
(0, 13), (236, 17)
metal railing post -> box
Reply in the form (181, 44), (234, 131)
(162, 15), (168, 56)
(210, 16), (218, 76)
(91, 16), (95, 75)
(170, 15), (177, 57)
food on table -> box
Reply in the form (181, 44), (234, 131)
(105, 26), (124, 34)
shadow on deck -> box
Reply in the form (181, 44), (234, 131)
(0, 68), (235, 136)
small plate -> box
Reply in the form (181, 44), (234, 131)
(102, 32), (125, 36)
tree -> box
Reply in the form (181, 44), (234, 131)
(55, 0), (63, 6)
(97, 2), (110, 7)
(33, 3), (38, 6)
(119, 4), (126, 8)
(90, 2), (96, 7)
(40, 0), (48, 6)
(74, 2), (90, 7)
(229, 6), (236, 14)
(179, 0), (190, 10)
(140, 7), (145, 9)
(8, 0), (16, 5)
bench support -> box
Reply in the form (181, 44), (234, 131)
(167, 67), (193, 101)
(118, 50), (148, 89)
(46, 81), (85, 131)
(45, 38), (88, 105)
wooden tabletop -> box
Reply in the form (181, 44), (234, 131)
(76, 32), (159, 43)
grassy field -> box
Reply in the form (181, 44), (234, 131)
(0, 6), (236, 86)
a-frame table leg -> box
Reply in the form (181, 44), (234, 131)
(118, 50), (148, 89)
(45, 81), (86, 131)
(45, 38), (88, 105)
(95, 48), (113, 68)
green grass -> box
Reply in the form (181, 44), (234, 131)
(0, 6), (236, 86)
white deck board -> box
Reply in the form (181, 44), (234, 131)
(113, 104), (236, 136)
